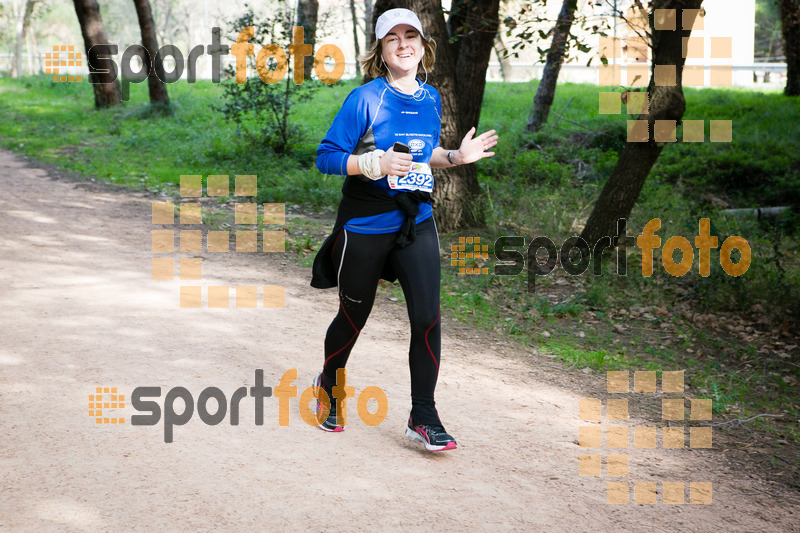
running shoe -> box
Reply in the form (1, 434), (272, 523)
(313, 373), (344, 432)
(405, 416), (458, 451)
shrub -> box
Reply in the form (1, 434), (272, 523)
(217, 5), (319, 154)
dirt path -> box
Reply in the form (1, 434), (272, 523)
(0, 149), (797, 532)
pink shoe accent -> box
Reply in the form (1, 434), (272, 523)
(317, 424), (344, 432)
(431, 441), (458, 451)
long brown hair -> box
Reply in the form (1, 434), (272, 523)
(360, 35), (436, 79)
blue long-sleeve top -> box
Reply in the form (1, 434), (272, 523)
(316, 77), (442, 233)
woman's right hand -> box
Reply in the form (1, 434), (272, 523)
(380, 146), (414, 177)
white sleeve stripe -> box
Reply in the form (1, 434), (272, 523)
(421, 88), (441, 121)
(369, 88), (388, 132)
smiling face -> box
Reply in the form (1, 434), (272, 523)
(381, 24), (425, 78)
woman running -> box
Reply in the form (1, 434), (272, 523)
(311, 8), (498, 451)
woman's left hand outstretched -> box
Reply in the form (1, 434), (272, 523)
(456, 127), (499, 165)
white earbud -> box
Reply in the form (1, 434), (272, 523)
(382, 56), (395, 83)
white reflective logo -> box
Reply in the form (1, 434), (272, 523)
(408, 139), (425, 151)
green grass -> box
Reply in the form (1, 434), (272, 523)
(1, 74), (798, 444)
(0, 75), (347, 208)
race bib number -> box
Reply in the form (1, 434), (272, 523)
(387, 163), (434, 193)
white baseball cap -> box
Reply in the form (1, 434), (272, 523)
(375, 8), (425, 40)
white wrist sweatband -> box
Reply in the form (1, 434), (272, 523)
(357, 150), (386, 180)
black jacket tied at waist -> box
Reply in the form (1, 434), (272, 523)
(310, 175), (433, 289)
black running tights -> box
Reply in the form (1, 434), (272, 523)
(322, 216), (442, 425)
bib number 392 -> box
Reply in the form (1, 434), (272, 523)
(388, 163), (433, 193)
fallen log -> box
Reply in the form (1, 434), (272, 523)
(721, 206), (792, 219)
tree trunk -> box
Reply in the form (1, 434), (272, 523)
(371, 0), (498, 230)
(132, 0), (170, 106)
(525, 0), (577, 133)
(363, 0), (385, 84)
(365, 0), (375, 51)
(414, 0), (484, 230)
(349, 0), (362, 77)
(156, 0), (175, 54)
(29, 28), (39, 74)
(436, 0), (499, 229)
(493, 33), (512, 82)
(580, 0), (703, 247)
(780, 0), (800, 96)
(12, 0), (37, 78)
(13, 17), (22, 77)
(451, 0), (500, 132)
(22, 0), (38, 75)
(296, 0), (319, 80)
(72, 0), (122, 108)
